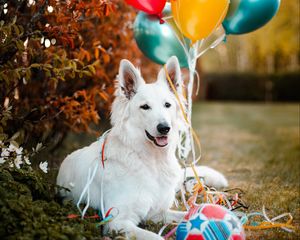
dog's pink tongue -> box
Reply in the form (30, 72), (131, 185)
(155, 136), (168, 146)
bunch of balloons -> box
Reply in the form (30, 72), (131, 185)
(126, 0), (281, 162)
(127, 0), (281, 68)
(126, 3), (281, 238)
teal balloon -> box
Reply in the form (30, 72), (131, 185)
(223, 0), (281, 35)
(134, 4), (189, 68)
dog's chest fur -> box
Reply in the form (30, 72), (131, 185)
(103, 136), (182, 220)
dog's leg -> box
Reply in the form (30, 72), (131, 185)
(149, 210), (187, 224)
(109, 219), (163, 240)
(164, 209), (187, 223)
(184, 166), (228, 188)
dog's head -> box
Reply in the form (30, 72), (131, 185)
(111, 56), (186, 149)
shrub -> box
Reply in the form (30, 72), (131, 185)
(0, 0), (141, 151)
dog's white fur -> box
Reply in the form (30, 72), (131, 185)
(57, 56), (227, 240)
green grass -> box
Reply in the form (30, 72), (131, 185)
(6, 102), (297, 239)
(56, 102), (299, 239)
(191, 102), (300, 239)
(54, 102), (299, 239)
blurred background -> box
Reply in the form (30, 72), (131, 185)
(197, 0), (299, 102)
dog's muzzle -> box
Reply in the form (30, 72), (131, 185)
(145, 130), (168, 147)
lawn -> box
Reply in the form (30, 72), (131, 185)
(56, 102), (299, 239)
(191, 102), (300, 239)
(55, 102), (300, 239)
(2, 102), (298, 239)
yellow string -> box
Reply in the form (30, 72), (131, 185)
(244, 212), (295, 231)
(164, 65), (206, 205)
(190, 163), (201, 185)
(244, 223), (295, 230)
(163, 65), (202, 163)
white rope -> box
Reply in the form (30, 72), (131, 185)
(76, 129), (111, 219)
(77, 168), (91, 215)
(180, 185), (190, 211)
(100, 169), (105, 219)
(77, 161), (99, 218)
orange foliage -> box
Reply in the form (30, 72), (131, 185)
(0, 0), (159, 147)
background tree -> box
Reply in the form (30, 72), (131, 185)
(0, 0), (144, 151)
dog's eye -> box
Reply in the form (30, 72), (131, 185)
(140, 104), (151, 110)
(165, 102), (171, 108)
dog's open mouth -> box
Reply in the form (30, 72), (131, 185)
(145, 130), (168, 147)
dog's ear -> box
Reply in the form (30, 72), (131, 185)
(158, 56), (182, 95)
(118, 59), (144, 99)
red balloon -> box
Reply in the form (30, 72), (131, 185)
(125, 0), (166, 15)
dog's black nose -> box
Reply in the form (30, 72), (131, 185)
(157, 123), (170, 135)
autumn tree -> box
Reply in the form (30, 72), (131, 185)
(0, 0), (143, 153)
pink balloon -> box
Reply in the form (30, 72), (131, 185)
(125, 0), (166, 15)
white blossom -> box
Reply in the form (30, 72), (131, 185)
(47, 6), (54, 13)
(0, 157), (5, 164)
(16, 146), (23, 155)
(8, 143), (18, 152)
(39, 161), (48, 173)
(23, 37), (29, 49)
(51, 38), (56, 45)
(44, 39), (51, 48)
(35, 142), (43, 152)
(28, 0), (36, 6)
(24, 156), (31, 165)
(4, 97), (9, 108)
(1, 148), (10, 158)
(14, 156), (23, 169)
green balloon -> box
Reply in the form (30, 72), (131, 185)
(223, 0), (281, 35)
(134, 4), (189, 68)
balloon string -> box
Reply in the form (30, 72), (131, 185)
(193, 0), (229, 58)
(163, 66), (201, 163)
(164, 64), (206, 207)
(164, 0), (228, 211)
(194, 69), (200, 96)
(162, 14), (190, 61)
(188, 43), (202, 165)
(196, 32), (226, 59)
(197, 0), (229, 44)
(157, 13), (165, 24)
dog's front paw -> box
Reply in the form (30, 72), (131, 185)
(185, 166), (228, 189)
(204, 169), (228, 189)
(109, 219), (164, 240)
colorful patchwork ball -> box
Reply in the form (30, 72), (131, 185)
(176, 204), (245, 240)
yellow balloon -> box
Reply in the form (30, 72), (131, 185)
(171, 0), (229, 42)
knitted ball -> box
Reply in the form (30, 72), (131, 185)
(176, 204), (245, 240)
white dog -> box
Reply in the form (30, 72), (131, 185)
(57, 56), (227, 240)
